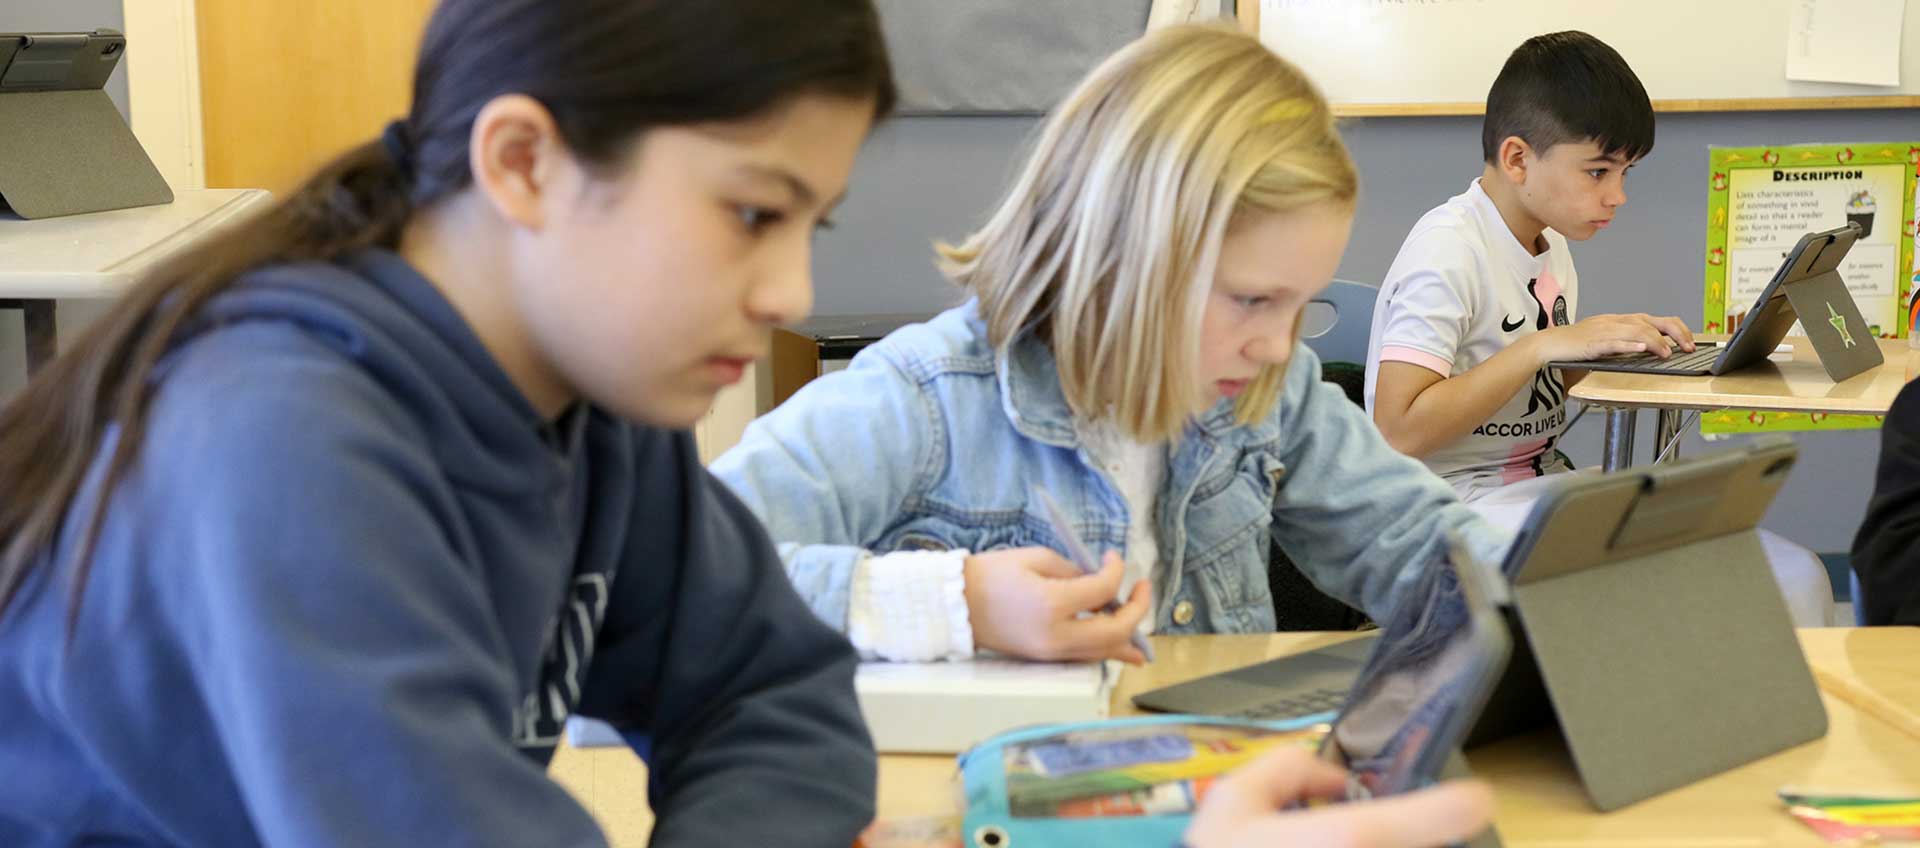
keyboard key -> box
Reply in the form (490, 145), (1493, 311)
(1235, 688), (1346, 720)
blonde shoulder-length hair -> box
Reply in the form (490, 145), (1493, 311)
(937, 24), (1357, 442)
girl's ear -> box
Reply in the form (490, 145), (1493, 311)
(1496, 135), (1533, 185)
(467, 94), (575, 232)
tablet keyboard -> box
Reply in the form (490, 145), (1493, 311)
(1563, 344), (1721, 373)
(1232, 687), (1347, 720)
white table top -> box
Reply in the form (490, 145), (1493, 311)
(0, 188), (271, 299)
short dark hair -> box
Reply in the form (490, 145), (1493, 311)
(1481, 31), (1653, 165)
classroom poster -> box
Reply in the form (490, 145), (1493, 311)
(1913, 200), (1920, 336)
(1702, 142), (1919, 434)
(1914, 203), (1920, 333)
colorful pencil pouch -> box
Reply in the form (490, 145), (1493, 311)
(955, 713), (1331, 847)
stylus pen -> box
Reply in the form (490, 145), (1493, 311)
(1033, 486), (1157, 663)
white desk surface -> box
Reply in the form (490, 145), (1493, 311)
(0, 188), (271, 299)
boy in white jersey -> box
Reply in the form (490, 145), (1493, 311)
(1363, 32), (1836, 626)
(1367, 31), (1692, 501)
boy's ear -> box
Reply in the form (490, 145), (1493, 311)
(1495, 135), (1533, 184)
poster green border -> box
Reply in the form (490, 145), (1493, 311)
(1701, 142), (1919, 435)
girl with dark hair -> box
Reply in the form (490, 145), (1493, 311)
(0, 1), (892, 845)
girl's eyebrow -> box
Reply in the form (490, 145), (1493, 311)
(733, 164), (846, 209)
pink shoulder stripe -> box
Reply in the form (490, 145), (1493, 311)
(1378, 345), (1453, 377)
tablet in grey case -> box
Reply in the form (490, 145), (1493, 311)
(1133, 439), (1826, 811)
(1772, 224), (1884, 382)
(0, 29), (173, 219)
(1550, 224), (1882, 382)
(1497, 436), (1827, 811)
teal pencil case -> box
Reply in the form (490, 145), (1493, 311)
(956, 713), (1334, 848)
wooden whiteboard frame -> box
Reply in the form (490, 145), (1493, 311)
(1233, 0), (1920, 116)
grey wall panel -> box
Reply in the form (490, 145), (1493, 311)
(876, 0), (1150, 114)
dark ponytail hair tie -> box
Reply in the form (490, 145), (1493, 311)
(380, 120), (415, 180)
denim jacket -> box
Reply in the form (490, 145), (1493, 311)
(711, 303), (1508, 635)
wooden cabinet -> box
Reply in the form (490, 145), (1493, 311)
(196, 0), (434, 192)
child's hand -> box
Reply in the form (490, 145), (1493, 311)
(1533, 313), (1695, 363)
(1184, 747), (1494, 848)
(962, 549), (1151, 664)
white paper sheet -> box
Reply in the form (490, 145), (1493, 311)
(1785, 0), (1905, 87)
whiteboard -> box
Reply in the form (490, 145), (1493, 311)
(1257, 0), (1920, 110)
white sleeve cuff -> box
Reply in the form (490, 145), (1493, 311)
(847, 549), (974, 662)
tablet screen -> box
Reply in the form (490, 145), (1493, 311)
(1320, 545), (1508, 799)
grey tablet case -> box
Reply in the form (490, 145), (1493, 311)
(1500, 437), (1828, 811)
(1549, 224), (1882, 382)
(1772, 225), (1884, 382)
(0, 30), (172, 219)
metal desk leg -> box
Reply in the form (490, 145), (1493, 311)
(22, 299), (55, 374)
(1652, 409), (1683, 464)
(1602, 407), (1637, 471)
(0, 298), (56, 376)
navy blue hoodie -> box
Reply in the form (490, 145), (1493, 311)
(0, 250), (875, 846)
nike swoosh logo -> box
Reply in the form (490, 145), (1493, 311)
(1501, 315), (1526, 332)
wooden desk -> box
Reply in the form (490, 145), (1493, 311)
(549, 630), (1920, 846)
(0, 188), (270, 373)
(1566, 336), (1911, 470)
(1800, 626), (1920, 741)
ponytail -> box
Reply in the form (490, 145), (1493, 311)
(0, 133), (415, 624)
(0, 0), (894, 627)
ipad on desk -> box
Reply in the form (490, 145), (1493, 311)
(0, 29), (125, 92)
(0, 29), (173, 219)
(1133, 439), (1823, 811)
(1548, 224), (1882, 382)
(1490, 437), (1826, 810)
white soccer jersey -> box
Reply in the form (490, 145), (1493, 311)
(1365, 179), (1580, 500)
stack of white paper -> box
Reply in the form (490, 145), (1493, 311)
(855, 658), (1119, 754)
(562, 657), (1119, 754)
(1785, 0), (1905, 87)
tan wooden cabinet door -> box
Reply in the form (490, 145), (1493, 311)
(197, 1), (434, 192)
